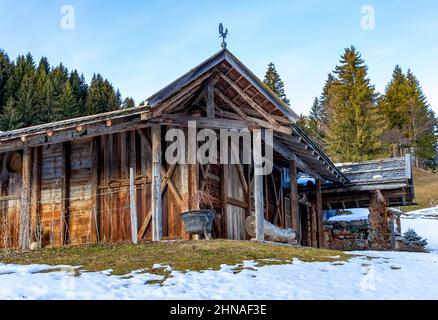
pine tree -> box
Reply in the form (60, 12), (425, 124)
(402, 229), (428, 249)
(69, 70), (88, 115)
(15, 72), (37, 128)
(324, 46), (383, 162)
(263, 63), (290, 105)
(0, 97), (23, 131)
(86, 74), (120, 115)
(307, 97), (325, 147)
(57, 81), (80, 120)
(122, 97), (135, 109)
(379, 66), (438, 166)
(0, 50), (13, 110)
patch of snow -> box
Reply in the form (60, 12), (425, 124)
(327, 208), (370, 222)
(401, 217), (438, 253)
(404, 206), (438, 219)
(2, 251), (438, 299)
(297, 177), (315, 186)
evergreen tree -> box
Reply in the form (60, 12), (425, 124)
(0, 50), (13, 110)
(86, 74), (120, 115)
(307, 97), (325, 147)
(69, 70), (88, 115)
(263, 63), (290, 105)
(122, 97), (136, 109)
(0, 97), (23, 130)
(324, 46), (383, 162)
(57, 81), (80, 120)
(379, 66), (437, 166)
(15, 72), (37, 128)
(402, 229), (428, 249)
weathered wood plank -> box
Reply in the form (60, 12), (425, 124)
(151, 125), (162, 241)
(316, 180), (325, 248)
(129, 167), (138, 244)
(253, 130), (265, 241)
(30, 146), (42, 248)
(91, 137), (101, 242)
(19, 143), (32, 250)
(290, 160), (300, 242)
(60, 142), (71, 246)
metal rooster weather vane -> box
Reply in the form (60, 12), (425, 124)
(218, 23), (228, 49)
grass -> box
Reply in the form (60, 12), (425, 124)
(404, 167), (438, 212)
(0, 240), (350, 275)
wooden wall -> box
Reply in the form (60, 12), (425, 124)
(0, 127), (309, 249)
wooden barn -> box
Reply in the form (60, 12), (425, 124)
(0, 49), (414, 250)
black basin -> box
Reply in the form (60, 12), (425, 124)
(180, 210), (216, 238)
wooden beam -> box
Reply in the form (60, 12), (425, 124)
(129, 167), (138, 244)
(316, 180), (325, 248)
(219, 73), (280, 128)
(221, 164), (228, 239)
(91, 137), (101, 243)
(253, 130), (265, 241)
(153, 72), (212, 116)
(206, 78), (215, 118)
(290, 160), (300, 242)
(151, 125), (162, 241)
(214, 89), (249, 121)
(60, 142), (70, 246)
(30, 146), (42, 248)
(270, 138), (324, 181)
(19, 143), (32, 250)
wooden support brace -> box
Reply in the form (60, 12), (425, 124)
(151, 125), (162, 241)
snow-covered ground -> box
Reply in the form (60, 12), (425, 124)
(1, 251), (438, 300)
(0, 207), (437, 300)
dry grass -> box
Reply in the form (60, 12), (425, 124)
(0, 240), (349, 275)
(404, 167), (438, 211)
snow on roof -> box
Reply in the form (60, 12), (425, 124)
(335, 155), (412, 186)
(327, 208), (370, 222)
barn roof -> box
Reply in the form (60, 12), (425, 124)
(336, 155), (412, 190)
(0, 49), (347, 182)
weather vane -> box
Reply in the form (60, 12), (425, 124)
(218, 23), (228, 49)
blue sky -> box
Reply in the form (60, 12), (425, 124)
(0, 0), (437, 115)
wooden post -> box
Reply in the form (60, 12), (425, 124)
(19, 143), (32, 250)
(311, 205), (318, 248)
(151, 125), (162, 241)
(60, 142), (70, 246)
(290, 160), (300, 242)
(253, 130), (264, 242)
(221, 164), (228, 239)
(91, 137), (101, 243)
(30, 147), (42, 248)
(316, 180), (325, 248)
(206, 78), (215, 118)
(129, 167), (138, 244)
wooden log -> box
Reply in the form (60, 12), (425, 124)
(290, 160), (300, 242)
(253, 130), (264, 241)
(245, 216), (296, 244)
(19, 143), (32, 250)
(316, 180), (325, 248)
(30, 146), (42, 248)
(129, 167), (138, 244)
(151, 125), (162, 241)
